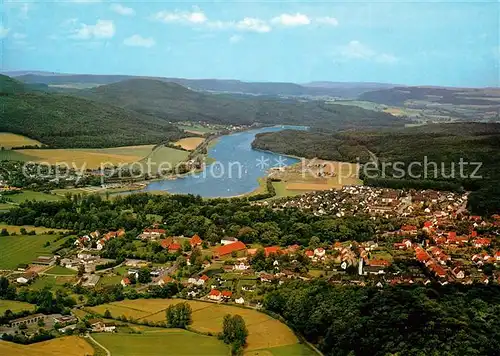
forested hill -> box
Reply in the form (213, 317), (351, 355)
(76, 78), (403, 129)
(252, 123), (500, 215)
(14, 73), (393, 98)
(0, 75), (185, 148)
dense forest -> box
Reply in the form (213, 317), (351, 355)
(252, 123), (500, 215)
(265, 281), (500, 356)
(0, 75), (186, 148)
(75, 78), (403, 130)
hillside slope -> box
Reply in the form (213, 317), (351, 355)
(0, 75), (185, 148)
(77, 78), (403, 130)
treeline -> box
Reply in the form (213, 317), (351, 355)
(0, 193), (384, 246)
(264, 281), (500, 356)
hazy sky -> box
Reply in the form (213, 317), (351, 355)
(2, 0), (499, 87)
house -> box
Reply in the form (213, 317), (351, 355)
(199, 275), (209, 284)
(260, 273), (274, 283)
(314, 248), (326, 259)
(168, 243), (182, 253)
(190, 234), (203, 248)
(53, 315), (78, 325)
(216, 241), (247, 258)
(393, 239), (412, 250)
(202, 260), (211, 269)
(121, 278), (131, 287)
(495, 251), (500, 262)
(89, 319), (116, 332)
(208, 289), (222, 301)
(473, 238), (491, 248)
(305, 250), (314, 259)
(96, 239), (106, 250)
(233, 262), (250, 271)
(452, 267), (465, 279)
(82, 274), (100, 287)
(235, 297), (245, 305)
(264, 246), (281, 257)
(221, 290), (232, 301)
(367, 259), (390, 267)
(141, 228), (166, 240)
(16, 271), (37, 284)
(422, 221), (434, 232)
(400, 225), (418, 236)
(221, 237), (239, 245)
(429, 263), (447, 278)
(32, 255), (56, 266)
(157, 276), (173, 286)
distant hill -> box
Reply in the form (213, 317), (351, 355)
(75, 78), (403, 129)
(359, 86), (500, 106)
(14, 72), (392, 98)
(0, 75), (185, 148)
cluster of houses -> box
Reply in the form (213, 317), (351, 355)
(74, 229), (125, 250)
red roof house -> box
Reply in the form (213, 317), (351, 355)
(190, 234), (203, 247)
(217, 241), (247, 258)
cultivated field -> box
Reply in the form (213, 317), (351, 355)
(0, 234), (69, 270)
(90, 299), (300, 351)
(0, 223), (65, 234)
(177, 124), (217, 135)
(45, 265), (77, 275)
(0, 336), (93, 356)
(173, 137), (205, 151)
(137, 146), (190, 173)
(268, 160), (362, 196)
(93, 329), (229, 356)
(0, 300), (35, 314)
(7, 191), (64, 204)
(0, 133), (41, 149)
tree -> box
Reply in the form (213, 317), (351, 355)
(221, 314), (248, 354)
(138, 268), (152, 284)
(0, 228), (9, 236)
(77, 265), (85, 277)
(165, 302), (192, 329)
(309, 236), (320, 249)
(104, 309), (112, 318)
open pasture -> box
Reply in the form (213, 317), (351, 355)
(0, 300), (35, 314)
(0, 233), (68, 270)
(0, 133), (41, 149)
(0, 223), (65, 234)
(0, 336), (93, 356)
(173, 137), (205, 151)
(90, 299), (299, 351)
(93, 329), (229, 356)
(7, 190), (64, 204)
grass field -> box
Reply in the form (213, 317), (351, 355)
(0, 336), (93, 356)
(173, 137), (205, 151)
(0, 234), (68, 270)
(0, 150), (38, 161)
(177, 124), (217, 135)
(93, 329), (229, 356)
(7, 190), (64, 204)
(0, 203), (13, 211)
(45, 265), (77, 275)
(138, 145), (190, 173)
(0, 223), (66, 234)
(28, 275), (75, 290)
(0, 133), (41, 149)
(246, 343), (318, 356)
(89, 299), (299, 351)
(0, 300), (35, 314)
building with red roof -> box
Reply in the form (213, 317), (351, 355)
(208, 289), (222, 301)
(190, 234), (203, 247)
(168, 243), (182, 253)
(216, 241), (247, 258)
(264, 246), (281, 257)
(221, 290), (233, 300)
(474, 238), (491, 248)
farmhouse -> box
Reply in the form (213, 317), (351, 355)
(16, 271), (37, 284)
(208, 289), (222, 301)
(121, 277), (131, 287)
(190, 234), (203, 248)
(221, 237), (239, 245)
(89, 319), (116, 333)
(157, 275), (173, 286)
(216, 241), (247, 258)
(32, 255), (56, 266)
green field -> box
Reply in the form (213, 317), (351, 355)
(0, 223), (65, 234)
(0, 150), (38, 161)
(0, 300), (36, 314)
(0, 203), (13, 211)
(0, 234), (68, 270)
(138, 145), (190, 173)
(92, 329), (229, 356)
(28, 275), (75, 290)
(177, 124), (216, 134)
(7, 191), (64, 204)
(45, 265), (77, 275)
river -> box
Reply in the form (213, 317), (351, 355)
(141, 125), (307, 198)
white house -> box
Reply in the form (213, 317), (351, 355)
(235, 297), (245, 305)
(16, 276), (29, 284)
(233, 262), (250, 271)
(314, 248), (326, 259)
(221, 237), (238, 246)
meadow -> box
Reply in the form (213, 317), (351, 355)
(7, 191), (64, 204)
(92, 329), (229, 356)
(138, 145), (190, 173)
(0, 300), (35, 314)
(0, 223), (65, 234)
(0, 336), (93, 356)
(177, 124), (217, 135)
(173, 137), (205, 151)
(89, 299), (300, 351)
(0, 234), (69, 270)
(0, 133), (41, 149)
(44, 265), (77, 275)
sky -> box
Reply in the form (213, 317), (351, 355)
(2, 0), (499, 87)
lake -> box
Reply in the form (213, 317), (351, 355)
(142, 125), (307, 197)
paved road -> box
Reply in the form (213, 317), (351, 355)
(86, 333), (111, 356)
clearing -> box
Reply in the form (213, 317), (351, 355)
(45, 265), (77, 275)
(0, 133), (41, 149)
(173, 137), (205, 151)
(0, 336), (93, 356)
(7, 191), (64, 204)
(89, 299), (300, 351)
(93, 329), (229, 356)
(0, 300), (35, 314)
(0, 234), (69, 270)
(0, 223), (65, 234)
(137, 145), (190, 173)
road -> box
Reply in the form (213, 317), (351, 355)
(86, 333), (111, 356)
